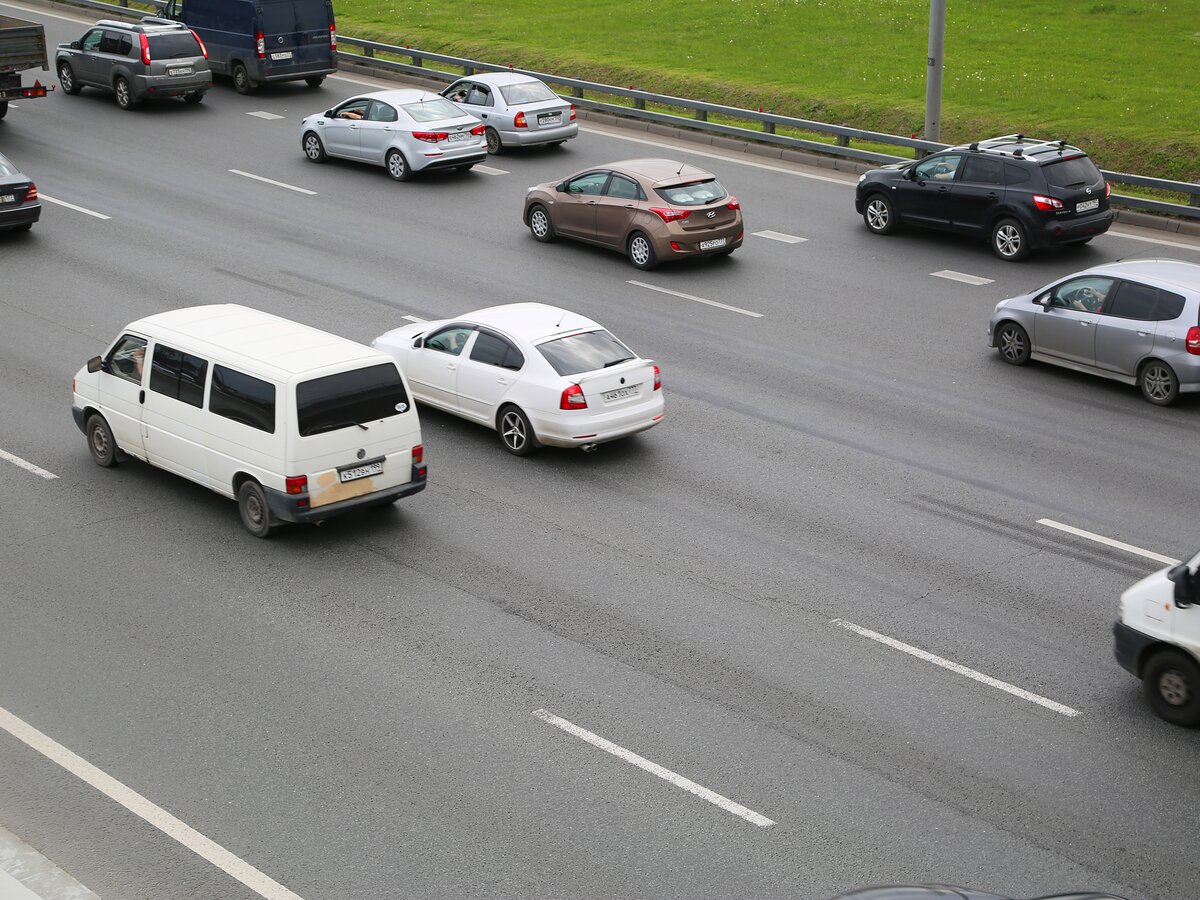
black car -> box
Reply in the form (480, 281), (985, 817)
(830, 886), (1129, 900)
(854, 134), (1113, 261)
(0, 150), (40, 233)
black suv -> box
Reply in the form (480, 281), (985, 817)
(854, 134), (1113, 261)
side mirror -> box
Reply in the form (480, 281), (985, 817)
(1169, 563), (1196, 608)
(412, 335), (424, 349)
(87, 355), (104, 373)
(323, 109), (334, 118)
(71, 40), (81, 49)
(556, 182), (566, 193)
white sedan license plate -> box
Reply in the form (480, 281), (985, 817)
(0, 194), (13, 204)
(338, 460), (383, 483)
(699, 237), (727, 250)
(447, 131), (471, 142)
(168, 66), (193, 77)
(270, 51), (292, 60)
(538, 113), (561, 125)
(603, 386), (639, 402)
(1076, 198), (1100, 213)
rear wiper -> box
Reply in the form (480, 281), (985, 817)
(604, 357), (635, 367)
(303, 420), (370, 436)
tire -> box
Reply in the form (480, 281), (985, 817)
(0, 100), (6, 119)
(305, 76), (325, 88)
(528, 204), (554, 242)
(58, 62), (81, 95)
(995, 321), (1031, 366)
(232, 62), (255, 95)
(302, 131), (326, 162)
(991, 217), (1030, 261)
(863, 193), (895, 235)
(237, 480), (278, 538)
(1138, 359), (1179, 406)
(86, 414), (118, 468)
(1143, 649), (1200, 727)
(183, 92), (204, 105)
(498, 405), (538, 456)
(114, 76), (139, 110)
(386, 148), (411, 182)
(485, 127), (503, 155)
(627, 231), (657, 270)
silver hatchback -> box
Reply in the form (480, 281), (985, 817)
(988, 259), (1200, 405)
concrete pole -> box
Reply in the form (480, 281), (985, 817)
(924, 0), (945, 144)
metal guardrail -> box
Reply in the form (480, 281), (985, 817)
(41, 0), (1200, 218)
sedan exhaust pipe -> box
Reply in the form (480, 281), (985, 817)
(580, 443), (598, 453)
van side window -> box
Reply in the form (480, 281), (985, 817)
(150, 344), (209, 408)
(210, 365), (276, 433)
(107, 335), (148, 384)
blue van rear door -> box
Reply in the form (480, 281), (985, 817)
(259, 0), (334, 74)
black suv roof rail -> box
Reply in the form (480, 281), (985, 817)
(954, 134), (1083, 160)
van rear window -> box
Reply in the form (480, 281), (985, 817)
(296, 363), (410, 437)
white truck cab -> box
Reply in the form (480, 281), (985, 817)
(1114, 549), (1200, 726)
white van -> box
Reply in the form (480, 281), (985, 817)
(1114, 550), (1200, 726)
(71, 304), (427, 537)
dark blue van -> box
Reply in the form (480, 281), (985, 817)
(162, 0), (336, 93)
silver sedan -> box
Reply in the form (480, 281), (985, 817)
(440, 73), (577, 154)
(300, 89), (487, 181)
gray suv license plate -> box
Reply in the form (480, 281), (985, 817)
(168, 66), (193, 77)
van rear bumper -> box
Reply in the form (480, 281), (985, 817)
(1113, 619), (1156, 676)
(265, 471), (426, 523)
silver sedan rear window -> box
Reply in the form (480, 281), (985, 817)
(498, 81), (557, 105)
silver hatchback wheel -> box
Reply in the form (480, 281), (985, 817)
(996, 321), (1030, 366)
(1139, 360), (1179, 406)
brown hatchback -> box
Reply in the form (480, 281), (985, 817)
(523, 158), (744, 270)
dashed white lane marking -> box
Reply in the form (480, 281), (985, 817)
(1108, 229), (1200, 252)
(831, 619), (1081, 718)
(0, 703), (306, 900)
(247, 111), (285, 120)
(753, 230), (807, 244)
(1037, 518), (1180, 566)
(38, 195), (111, 220)
(0, 448), (57, 480)
(228, 170), (316, 195)
(401, 315), (426, 323)
(931, 269), (994, 286)
(627, 280), (763, 318)
(532, 708), (775, 827)
(473, 164), (508, 175)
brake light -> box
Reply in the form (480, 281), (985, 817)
(139, 33), (151, 65)
(412, 444), (424, 464)
(569, 104), (576, 121)
(560, 384), (587, 409)
(412, 131), (447, 143)
(19, 81), (47, 98)
(650, 207), (691, 223)
(191, 30), (208, 59)
(653, 364), (661, 391)
(26, 183), (37, 201)
(285, 475), (307, 495)
(255, 31), (265, 59)
(470, 124), (485, 136)
(1105, 182), (1111, 198)
(329, 22), (337, 51)
(725, 196), (740, 210)
(1033, 194), (1063, 211)
(514, 111), (527, 128)
(1187, 327), (1200, 356)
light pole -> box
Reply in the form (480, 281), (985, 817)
(924, 0), (946, 144)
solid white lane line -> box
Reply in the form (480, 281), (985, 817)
(532, 709), (775, 827)
(0, 448), (57, 480)
(1107, 229), (1200, 252)
(1036, 518), (1180, 566)
(401, 315), (426, 323)
(830, 619), (1081, 718)
(753, 230), (807, 244)
(247, 111), (285, 120)
(228, 170), (317, 195)
(931, 269), (994, 286)
(473, 164), (509, 175)
(0, 704), (306, 900)
(38, 195), (111, 220)
(627, 280), (763, 318)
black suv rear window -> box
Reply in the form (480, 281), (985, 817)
(147, 32), (202, 59)
(1042, 156), (1103, 188)
(654, 179), (728, 206)
(538, 330), (635, 377)
(296, 363), (410, 436)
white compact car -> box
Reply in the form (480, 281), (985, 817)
(372, 303), (664, 455)
(300, 88), (486, 181)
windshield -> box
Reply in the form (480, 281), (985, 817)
(402, 98), (465, 123)
(654, 179), (728, 206)
(537, 330), (636, 377)
(498, 80), (557, 105)
(296, 363), (410, 436)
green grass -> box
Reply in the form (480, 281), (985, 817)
(333, 0), (1200, 185)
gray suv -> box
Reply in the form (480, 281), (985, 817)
(988, 259), (1200, 405)
(56, 17), (211, 109)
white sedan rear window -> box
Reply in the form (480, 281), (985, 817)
(538, 330), (636, 377)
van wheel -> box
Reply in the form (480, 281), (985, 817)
(237, 480), (278, 538)
(232, 62), (256, 95)
(114, 77), (139, 110)
(498, 405), (539, 456)
(305, 76), (325, 88)
(1143, 649), (1200, 727)
(86, 414), (118, 468)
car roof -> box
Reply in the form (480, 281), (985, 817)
(455, 303), (600, 341)
(127, 304), (387, 380)
(1083, 258), (1200, 293)
(469, 72), (546, 87)
(605, 158), (715, 184)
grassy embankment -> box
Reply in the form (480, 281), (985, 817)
(333, 0), (1199, 197)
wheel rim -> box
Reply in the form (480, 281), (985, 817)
(90, 425), (108, 458)
(1159, 669), (1190, 707)
(304, 135), (321, 160)
(995, 224), (1021, 257)
(501, 412), (526, 452)
(866, 199), (889, 231)
(116, 81), (129, 106)
(999, 326), (1026, 362)
(1142, 365), (1173, 401)
(531, 209), (549, 238)
(235, 68), (247, 90)
(630, 235), (650, 266)
(243, 490), (265, 529)
(486, 130), (500, 153)
(59, 66), (72, 91)
(388, 153), (406, 179)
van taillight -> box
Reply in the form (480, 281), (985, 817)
(412, 444), (424, 464)
(653, 364), (661, 390)
(329, 23), (337, 50)
(560, 384), (586, 409)
(285, 475), (307, 494)
(139, 33), (151, 65)
(1187, 326), (1200, 356)
(191, 30), (208, 60)
(255, 31), (266, 59)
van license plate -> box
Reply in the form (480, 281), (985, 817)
(271, 51), (293, 60)
(338, 460), (383, 482)
(1076, 199), (1100, 212)
(0, 194), (13, 204)
(699, 237), (727, 250)
(168, 66), (193, 77)
(603, 386), (639, 402)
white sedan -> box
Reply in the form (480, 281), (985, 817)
(300, 89), (486, 181)
(372, 303), (664, 455)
